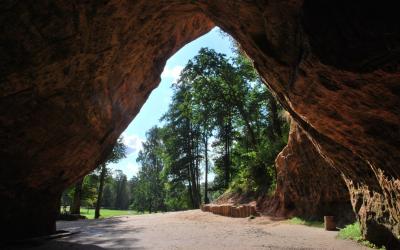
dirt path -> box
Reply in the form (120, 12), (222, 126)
(8, 210), (370, 250)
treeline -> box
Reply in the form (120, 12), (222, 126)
(61, 138), (130, 218)
(129, 48), (289, 212)
(62, 169), (131, 210)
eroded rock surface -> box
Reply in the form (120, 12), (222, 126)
(264, 122), (354, 226)
(0, 1), (399, 247)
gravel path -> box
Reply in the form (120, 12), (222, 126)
(8, 210), (370, 250)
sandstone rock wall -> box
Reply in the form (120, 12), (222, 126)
(263, 122), (354, 226)
(0, 1), (399, 247)
(0, 0), (213, 239)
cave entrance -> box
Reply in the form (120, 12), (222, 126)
(2, 2), (399, 248)
(60, 23), (353, 244)
(61, 26), (290, 220)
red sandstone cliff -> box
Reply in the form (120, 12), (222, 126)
(0, 1), (399, 247)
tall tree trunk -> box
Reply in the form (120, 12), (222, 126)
(187, 172), (194, 208)
(188, 122), (199, 208)
(190, 160), (198, 208)
(70, 178), (83, 214)
(95, 164), (107, 219)
(195, 139), (201, 204)
(269, 96), (282, 139)
(186, 123), (195, 209)
(204, 135), (209, 204)
(149, 198), (152, 214)
(224, 126), (229, 187)
(224, 119), (231, 187)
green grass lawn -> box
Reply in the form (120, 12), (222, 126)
(80, 208), (142, 219)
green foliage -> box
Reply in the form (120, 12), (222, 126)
(129, 47), (288, 213)
(209, 188), (224, 201)
(288, 217), (324, 228)
(130, 127), (168, 212)
(338, 222), (362, 240)
(60, 187), (74, 213)
(178, 48), (288, 194)
(101, 183), (115, 208)
(81, 174), (99, 208)
(95, 137), (128, 211)
(82, 168), (130, 211)
(61, 137), (128, 215)
(114, 170), (130, 210)
(105, 137), (127, 165)
(164, 182), (190, 211)
(338, 223), (386, 249)
(79, 208), (141, 219)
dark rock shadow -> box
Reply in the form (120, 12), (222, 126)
(4, 241), (145, 250)
(2, 217), (145, 250)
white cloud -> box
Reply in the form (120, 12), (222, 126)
(121, 132), (144, 155)
(126, 162), (140, 176)
(161, 65), (183, 82)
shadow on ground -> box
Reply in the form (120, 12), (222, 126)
(2, 217), (144, 250)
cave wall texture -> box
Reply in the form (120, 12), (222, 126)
(0, 0), (399, 247)
(264, 122), (354, 227)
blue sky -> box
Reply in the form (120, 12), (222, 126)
(108, 27), (234, 179)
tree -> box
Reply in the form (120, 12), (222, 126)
(128, 47), (289, 213)
(94, 137), (127, 218)
(81, 174), (99, 212)
(132, 127), (167, 212)
(102, 183), (115, 208)
(60, 186), (74, 214)
(173, 48), (288, 194)
(161, 81), (203, 208)
(70, 178), (84, 214)
(114, 170), (130, 210)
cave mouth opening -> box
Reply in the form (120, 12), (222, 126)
(60, 26), (291, 222)
(59, 21), (355, 242)
(1, 2), (399, 248)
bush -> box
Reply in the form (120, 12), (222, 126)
(338, 222), (362, 240)
(338, 222), (386, 249)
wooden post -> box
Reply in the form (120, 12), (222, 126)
(324, 216), (336, 230)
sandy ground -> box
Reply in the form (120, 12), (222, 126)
(6, 210), (370, 250)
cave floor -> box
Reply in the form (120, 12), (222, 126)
(7, 210), (370, 250)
